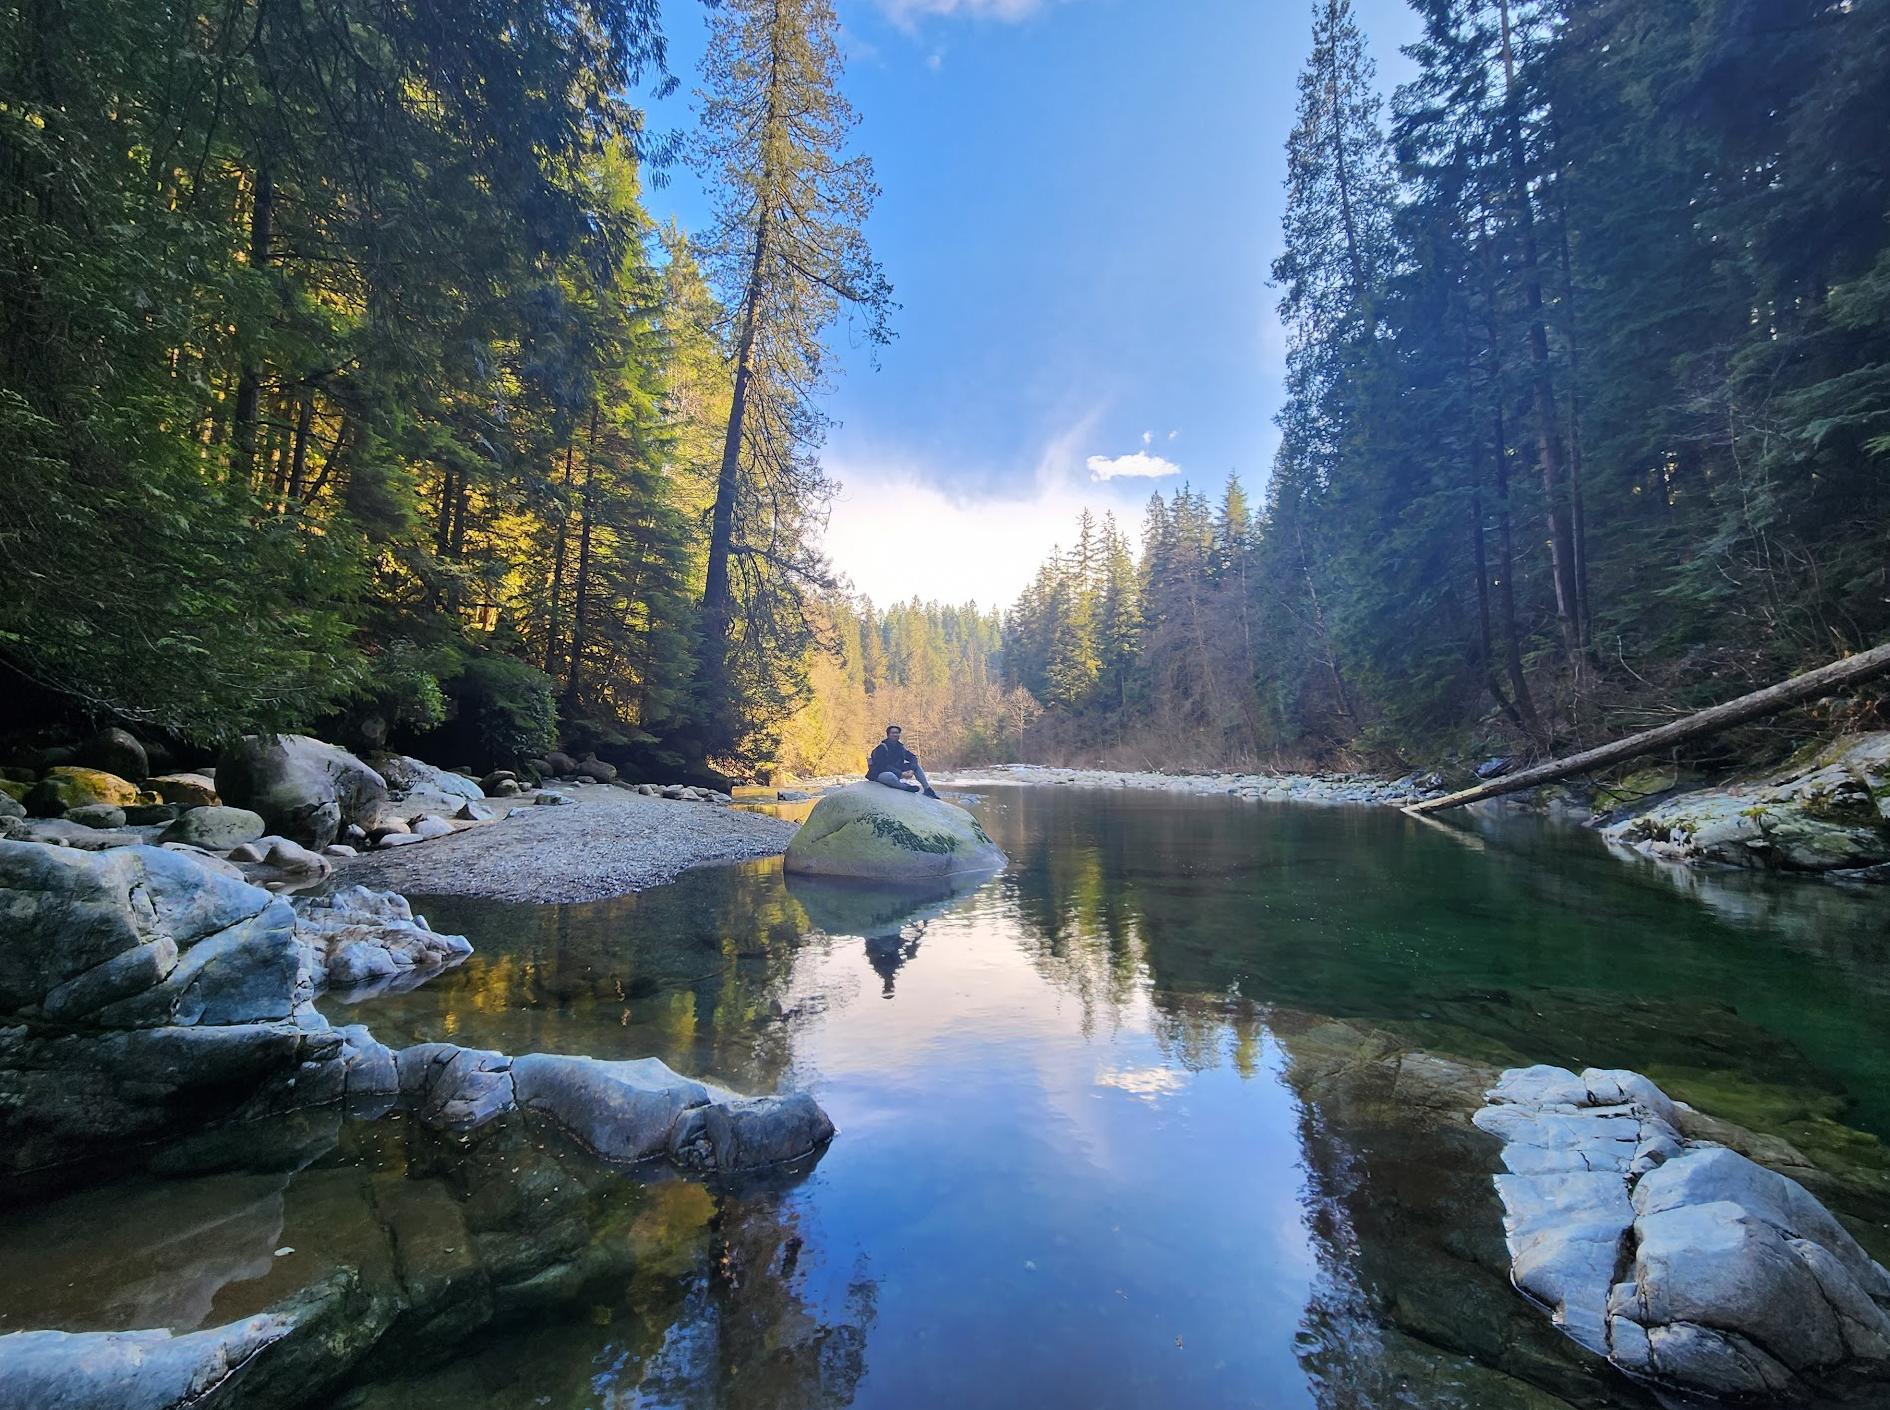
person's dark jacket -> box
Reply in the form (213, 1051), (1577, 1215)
(866, 738), (918, 780)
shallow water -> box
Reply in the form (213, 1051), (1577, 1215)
(10, 785), (1890, 1408)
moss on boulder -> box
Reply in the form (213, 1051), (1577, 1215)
(24, 766), (142, 815)
(784, 781), (1005, 882)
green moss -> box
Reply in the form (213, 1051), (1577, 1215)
(867, 815), (956, 854)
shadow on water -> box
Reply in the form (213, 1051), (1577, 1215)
(7, 784), (1890, 1408)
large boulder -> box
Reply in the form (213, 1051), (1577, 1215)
(24, 766), (142, 816)
(1604, 733), (1890, 877)
(76, 727), (148, 783)
(1474, 1064), (1890, 1400)
(157, 804), (266, 851)
(0, 841), (357, 1185)
(215, 736), (387, 851)
(783, 781), (1005, 882)
(384, 1043), (835, 1174)
(366, 753), (484, 824)
(0, 1312), (296, 1410)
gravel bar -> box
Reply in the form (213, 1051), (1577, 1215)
(337, 789), (800, 903)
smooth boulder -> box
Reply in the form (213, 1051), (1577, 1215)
(1474, 1064), (1890, 1400)
(215, 735), (387, 850)
(76, 726), (149, 783)
(25, 766), (142, 816)
(783, 780), (1005, 882)
(158, 805), (266, 851)
(367, 752), (484, 824)
(146, 772), (219, 808)
(293, 886), (472, 992)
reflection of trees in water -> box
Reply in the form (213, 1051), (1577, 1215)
(365, 862), (821, 1091)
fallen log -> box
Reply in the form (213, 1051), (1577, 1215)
(1405, 639), (1890, 815)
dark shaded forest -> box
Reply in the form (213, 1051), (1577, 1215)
(1006, 0), (1890, 770)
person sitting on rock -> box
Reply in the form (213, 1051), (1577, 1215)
(866, 725), (939, 798)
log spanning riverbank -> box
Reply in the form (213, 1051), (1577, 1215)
(1406, 640), (1890, 816)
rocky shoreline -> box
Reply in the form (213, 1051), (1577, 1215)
(951, 733), (1890, 883)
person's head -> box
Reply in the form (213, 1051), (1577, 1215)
(885, 724), (902, 742)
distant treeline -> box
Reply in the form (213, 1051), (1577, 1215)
(1004, 0), (1890, 769)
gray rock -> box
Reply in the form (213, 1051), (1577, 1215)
(409, 814), (454, 839)
(535, 790), (576, 807)
(123, 803), (179, 826)
(546, 750), (579, 776)
(1604, 732), (1890, 876)
(377, 832), (427, 848)
(1475, 1063), (1890, 1399)
(575, 754), (617, 783)
(293, 886), (471, 992)
(260, 836), (330, 876)
(784, 781), (1006, 882)
(215, 735), (387, 851)
(0, 792), (23, 820)
(158, 804), (266, 850)
(65, 803), (128, 829)
(0, 1311), (294, 1410)
(226, 842), (265, 863)
(366, 752), (484, 824)
(455, 800), (494, 822)
(145, 771), (218, 808)
(487, 778), (521, 798)
(322, 843), (356, 858)
(23, 818), (151, 851)
(77, 726), (149, 783)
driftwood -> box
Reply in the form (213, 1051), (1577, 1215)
(1405, 639), (1890, 815)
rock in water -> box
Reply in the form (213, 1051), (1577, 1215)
(215, 735), (387, 850)
(1473, 1064), (1890, 1400)
(783, 781), (1005, 882)
(0, 1313), (295, 1410)
(292, 886), (472, 992)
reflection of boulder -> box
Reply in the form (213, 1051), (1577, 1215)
(786, 871), (982, 997)
(784, 871), (974, 939)
(784, 782), (1004, 882)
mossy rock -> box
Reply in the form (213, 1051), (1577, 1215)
(0, 779), (27, 804)
(784, 781), (1005, 882)
(24, 766), (141, 815)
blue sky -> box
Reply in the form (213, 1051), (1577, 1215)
(643, 0), (1422, 609)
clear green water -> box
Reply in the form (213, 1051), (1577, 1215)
(6, 785), (1890, 1408)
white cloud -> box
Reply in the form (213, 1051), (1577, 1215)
(925, 50), (943, 70)
(874, 0), (1043, 30)
(1140, 430), (1152, 447)
(1085, 449), (1180, 481)
(820, 410), (1133, 609)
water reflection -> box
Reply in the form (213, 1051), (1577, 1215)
(9, 785), (1889, 1409)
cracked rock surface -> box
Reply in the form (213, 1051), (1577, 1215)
(1475, 1064), (1890, 1400)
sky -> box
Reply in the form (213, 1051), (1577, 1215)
(641, 0), (1423, 610)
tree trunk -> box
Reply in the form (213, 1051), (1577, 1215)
(565, 404), (602, 709)
(287, 390), (312, 502)
(1496, 0), (1582, 661)
(231, 162), (273, 484)
(1406, 640), (1890, 814)
(544, 437), (579, 679)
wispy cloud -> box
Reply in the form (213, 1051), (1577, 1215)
(873, 0), (1044, 31)
(1086, 448), (1180, 481)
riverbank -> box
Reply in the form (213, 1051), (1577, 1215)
(941, 763), (1434, 807)
(341, 787), (799, 903)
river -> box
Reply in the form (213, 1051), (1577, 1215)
(5, 784), (1888, 1408)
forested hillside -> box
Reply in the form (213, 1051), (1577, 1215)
(1007, 0), (1890, 769)
(0, 0), (886, 779)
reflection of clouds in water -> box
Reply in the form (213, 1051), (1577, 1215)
(1094, 1065), (1187, 1102)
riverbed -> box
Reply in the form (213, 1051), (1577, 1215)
(6, 784), (1889, 1408)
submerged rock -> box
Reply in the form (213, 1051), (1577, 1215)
(216, 736), (388, 851)
(784, 781), (1005, 882)
(1474, 1064), (1890, 1400)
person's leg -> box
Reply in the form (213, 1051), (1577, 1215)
(910, 762), (939, 798)
(875, 771), (904, 788)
